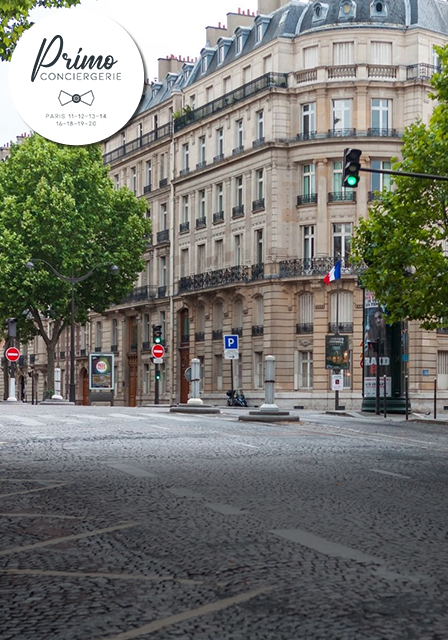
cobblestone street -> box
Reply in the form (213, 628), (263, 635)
(1, 405), (448, 639)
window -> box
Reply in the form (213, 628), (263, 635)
(206, 85), (214, 102)
(197, 305), (205, 333)
(182, 195), (189, 223)
(112, 319), (118, 346)
(303, 226), (315, 261)
(146, 260), (151, 286)
(256, 169), (264, 200)
(302, 103), (315, 136)
(433, 46), (441, 70)
(160, 363), (167, 394)
(218, 46), (225, 64)
(234, 234), (242, 266)
(214, 355), (223, 391)
(197, 244), (206, 273)
(371, 41), (392, 65)
(202, 56), (208, 73)
(234, 299), (243, 329)
(256, 110), (264, 140)
(297, 351), (313, 389)
(339, 1), (356, 18)
(302, 164), (315, 196)
(160, 153), (166, 179)
(236, 34), (243, 54)
(114, 366), (119, 394)
(371, 160), (391, 192)
(256, 23), (263, 43)
(145, 161), (152, 187)
(216, 183), (224, 211)
(182, 143), (189, 170)
(198, 189), (206, 218)
(216, 128), (224, 156)
(371, 1), (387, 16)
(256, 297), (264, 326)
(243, 66), (252, 83)
(236, 119), (244, 148)
(214, 239), (224, 269)
(154, 114), (158, 130)
(263, 55), (272, 73)
(199, 356), (205, 392)
(143, 314), (150, 343)
(299, 293), (314, 326)
(254, 352), (263, 389)
(121, 131), (126, 145)
(144, 364), (151, 394)
(438, 352), (448, 389)
(333, 161), (343, 192)
(114, 174), (119, 189)
(159, 256), (167, 286)
(80, 325), (88, 351)
(371, 99), (391, 130)
(332, 99), (352, 131)
(333, 42), (354, 65)
(304, 45), (318, 68)
(138, 123), (143, 138)
(190, 94), (196, 109)
(131, 166), (137, 195)
(96, 321), (102, 349)
(160, 203), (167, 230)
(255, 229), (263, 264)
(331, 291), (353, 324)
(214, 301), (223, 330)
(236, 176), (243, 206)
(199, 136), (206, 163)
(180, 248), (189, 277)
(160, 311), (166, 342)
(223, 76), (231, 93)
(333, 223), (353, 258)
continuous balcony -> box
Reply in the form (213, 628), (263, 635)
(296, 323), (313, 334)
(179, 265), (250, 293)
(174, 73), (288, 132)
(251, 263), (264, 281)
(279, 257), (357, 278)
(297, 194), (317, 206)
(329, 322), (354, 334)
(196, 216), (207, 229)
(328, 65), (356, 80)
(119, 285), (157, 304)
(179, 221), (190, 233)
(328, 191), (356, 203)
(406, 63), (440, 81)
(296, 131), (316, 141)
(252, 198), (265, 212)
(367, 128), (399, 137)
(368, 191), (382, 202)
(103, 122), (172, 164)
(327, 128), (356, 138)
(232, 204), (244, 219)
(213, 211), (224, 224)
(367, 65), (398, 79)
(157, 229), (169, 244)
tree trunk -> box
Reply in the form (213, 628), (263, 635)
(46, 343), (55, 394)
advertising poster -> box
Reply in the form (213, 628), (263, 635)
(363, 290), (392, 397)
(325, 335), (349, 370)
(89, 353), (114, 391)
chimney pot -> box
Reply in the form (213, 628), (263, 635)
(238, 7), (241, 13)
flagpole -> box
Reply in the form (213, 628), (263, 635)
(335, 258), (340, 411)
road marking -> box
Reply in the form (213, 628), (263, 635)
(370, 469), (410, 479)
(72, 414), (110, 420)
(232, 441), (260, 449)
(0, 512), (80, 520)
(0, 522), (137, 557)
(0, 478), (62, 483)
(1, 415), (44, 427)
(0, 483), (66, 499)
(98, 586), (274, 640)
(0, 569), (202, 585)
(140, 413), (196, 422)
(104, 463), (157, 478)
(205, 503), (247, 516)
(168, 488), (204, 499)
(108, 413), (148, 421)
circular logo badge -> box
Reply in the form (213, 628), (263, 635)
(9, 9), (144, 145)
(96, 361), (108, 373)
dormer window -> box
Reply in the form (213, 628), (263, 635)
(235, 27), (250, 55)
(312, 3), (329, 23)
(257, 23), (263, 43)
(339, 1), (356, 19)
(218, 46), (225, 64)
(371, 0), (387, 17)
(236, 34), (243, 54)
(202, 56), (208, 73)
(254, 16), (270, 44)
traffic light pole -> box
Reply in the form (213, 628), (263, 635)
(155, 363), (159, 405)
(360, 166), (448, 182)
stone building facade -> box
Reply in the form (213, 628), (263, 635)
(4, 0), (448, 409)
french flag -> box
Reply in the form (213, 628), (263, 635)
(323, 260), (341, 285)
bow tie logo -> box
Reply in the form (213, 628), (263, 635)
(58, 90), (95, 106)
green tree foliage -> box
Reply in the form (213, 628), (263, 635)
(0, 0), (82, 61)
(352, 46), (448, 330)
(0, 134), (150, 389)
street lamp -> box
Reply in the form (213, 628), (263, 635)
(26, 259), (119, 403)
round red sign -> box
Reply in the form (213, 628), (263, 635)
(152, 344), (165, 359)
(5, 347), (20, 362)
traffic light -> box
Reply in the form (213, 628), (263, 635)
(155, 369), (161, 381)
(342, 148), (361, 188)
(153, 324), (163, 345)
(7, 318), (17, 338)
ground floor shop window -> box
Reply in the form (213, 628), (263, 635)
(254, 352), (263, 389)
(295, 351), (313, 389)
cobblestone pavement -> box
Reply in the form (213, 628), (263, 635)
(1, 404), (448, 639)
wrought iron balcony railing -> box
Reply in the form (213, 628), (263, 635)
(142, 341), (150, 351)
(437, 327), (448, 335)
(103, 122), (172, 164)
(159, 177), (168, 188)
(296, 131), (316, 141)
(181, 334), (190, 344)
(252, 198), (265, 212)
(233, 145), (244, 155)
(129, 343), (137, 352)
(80, 349), (86, 357)
(158, 286), (167, 298)
(196, 160), (207, 170)
(296, 323), (313, 334)
(196, 216), (207, 229)
(232, 327), (243, 337)
(253, 137), (265, 148)
(368, 191), (382, 202)
(111, 344), (118, 352)
(119, 285), (157, 304)
(279, 256), (357, 278)
(95, 346), (102, 352)
(329, 322), (353, 334)
(232, 204), (244, 218)
(406, 63), (440, 81)
(212, 330), (223, 340)
(179, 265), (250, 293)
(30, 355), (36, 365)
(213, 153), (225, 163)
(327, 128), (356, 138)
(252, 325), (264, 336)
(297, 194), (317, 206)
(213, 211), (224, 224)
(180, 221), (190, 233)
(179, 167), (190, 177)
(144, 184), (152, 194)
(251, 263), (264, 281)
(19, 355), (28, 366)
(328, 191), (356, 203)
(174, 73), (288, 131)
(195, 332), (205, 342)
(60, 351), (65, 360)
(157, 229), (169, 244)
(367, 128), (399, 137)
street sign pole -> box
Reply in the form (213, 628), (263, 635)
(7, 362), (17, 402)
(155, 363), (159, 405)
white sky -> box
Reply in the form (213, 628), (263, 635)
(0, 0), (259, 145)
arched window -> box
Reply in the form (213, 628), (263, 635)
(196, 304), (205, 333)
(298, 293), (314, 333)
(371, 0), (387, 16)
(234, 299), (243, 331)
(330, 291), (353, 332)
(213, 301), (223, 330)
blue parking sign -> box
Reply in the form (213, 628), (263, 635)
(224, 334), (239, 350)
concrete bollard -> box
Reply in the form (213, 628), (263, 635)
(187, 358), (203, 406)
(260, 355), (279, 412)
(7, 374), (17, 402)
(52, 368), (63, 400)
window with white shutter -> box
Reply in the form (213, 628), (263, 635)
(438, 352), (448, 389)
(333, 42), (354, 65)
(304, 46), (318, 69)
(371, 41), (392, 65)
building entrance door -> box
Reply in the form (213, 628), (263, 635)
(128, 355), (138, 407)
(179, 348), (190, 404)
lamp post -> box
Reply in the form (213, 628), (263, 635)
(26, 259), (119, 403)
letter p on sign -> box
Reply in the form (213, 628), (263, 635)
(224, 334), (239, 350)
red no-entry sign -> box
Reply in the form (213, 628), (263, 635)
(5, 347), (20, 362)
(152, 344), (165, 359)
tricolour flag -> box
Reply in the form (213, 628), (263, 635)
(323, 260), (341, 285)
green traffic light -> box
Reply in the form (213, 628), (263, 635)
(347, 175), (358, 187)
(154, 337), (161, 344)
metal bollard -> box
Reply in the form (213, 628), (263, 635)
(405, 375), (409, 420)
(7, 367), (17, 402)
(383, 374), (387, 419)
(187, 358), (203, 406)
(52, 367), (63, 400)
(434, 377), (437, 420)
(260, 355), (279, 412)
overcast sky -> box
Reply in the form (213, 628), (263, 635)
(0, 0), (260, 145)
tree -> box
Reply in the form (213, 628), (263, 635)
(0, 134), (150, 391)
(352, 45), (448, 331)
(0, 0), (82, 61)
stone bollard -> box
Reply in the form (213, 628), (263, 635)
(52, 368), (63, 400)
(260, 355), (279, 412)
(187, 358), (203, 406)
